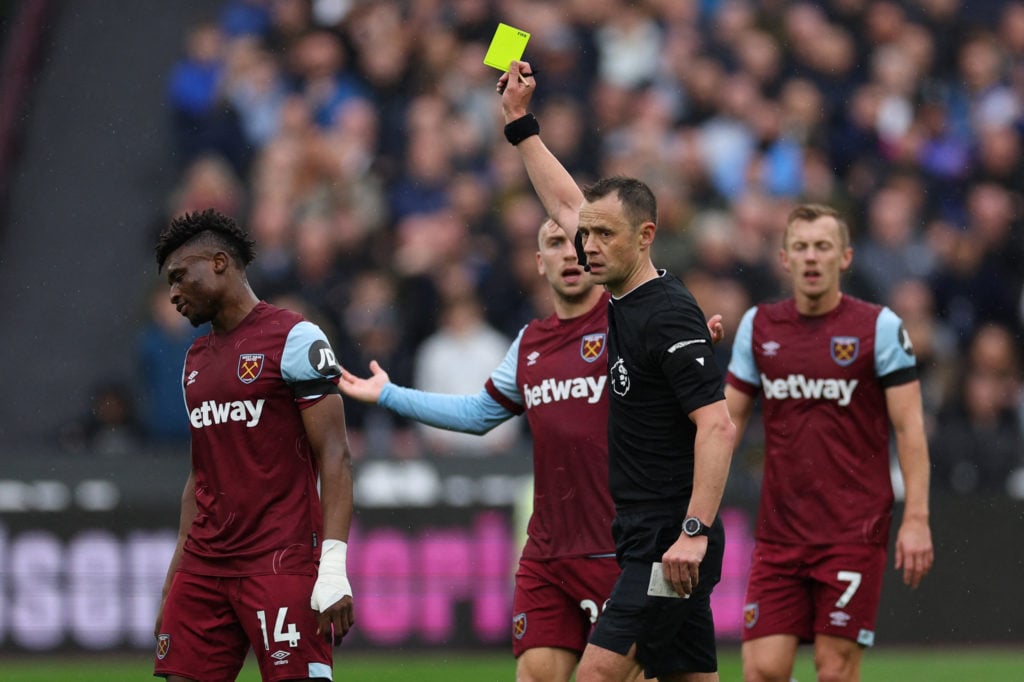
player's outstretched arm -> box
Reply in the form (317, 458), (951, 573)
(341, 347), (519, 435)
(498, 60), (584, 240)
(338, 360), (390, 404)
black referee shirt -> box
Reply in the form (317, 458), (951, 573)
(606, 271), (726, 507)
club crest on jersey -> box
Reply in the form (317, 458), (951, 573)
(156, 633), (171, 659)
(513, 612), (527, 639)
(580, 333), (607, 363)
(238, 354), (265, 384)
(830, 336), (859, 367)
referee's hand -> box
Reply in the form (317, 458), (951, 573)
(661, 535), (707, 598)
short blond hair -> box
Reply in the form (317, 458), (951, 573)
(783, 204), (850, 249)
(536, 218), (560, 249)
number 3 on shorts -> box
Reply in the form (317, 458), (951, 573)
(256, 608), (302, 649)
(834, 570), (862, 608)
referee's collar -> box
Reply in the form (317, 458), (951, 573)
(611, 269), (667, 300)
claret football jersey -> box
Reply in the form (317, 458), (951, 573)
(726, 295), (918, 546)
(485, 292), (616, 560)
(178, 302), (342, 576)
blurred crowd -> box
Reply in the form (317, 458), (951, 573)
(62, 0), (1024, 497)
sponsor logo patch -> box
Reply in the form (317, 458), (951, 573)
(156, 633), (171, 659)
(830, 336), (859, 366)
(760, 373), (858, 406)
(189, 399), (265, 428)
(238, 353), (265, 384)
(308, 340), (340, 377)
(580, 333), (607, 363)
(522, 376), (606, 408)
(898, 323), (914, 356)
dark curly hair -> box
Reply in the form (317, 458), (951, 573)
(155, 208), (257, 272)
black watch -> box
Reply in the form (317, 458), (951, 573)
(682, 516), (710, 538)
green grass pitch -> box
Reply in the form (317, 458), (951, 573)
(1, 646), (1022, 681)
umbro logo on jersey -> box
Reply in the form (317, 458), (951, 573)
(186, 370), (199, 386)
(761, 341), (780, 356)
(526, 351), (541, 366)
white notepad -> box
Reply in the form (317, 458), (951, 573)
(647, 562), (690, 599)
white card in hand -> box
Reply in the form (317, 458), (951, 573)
(647, 562), (689, 599)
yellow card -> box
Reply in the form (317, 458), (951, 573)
(483, 22), (531, 72)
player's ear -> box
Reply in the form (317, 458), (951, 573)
(211, 250), (231, 274)
(840, 246), (854, 271)
(778, 247), (791, 272)
(639, 221), (656, 248)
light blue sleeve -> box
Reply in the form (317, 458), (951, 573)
(875, 306), (917, 377)
(282, 320), (341, 395)
(378, 385), (515, 434)
(376, 327), (524, 435)
(487, 326), (525, 408)
(726, 306), (760, 386)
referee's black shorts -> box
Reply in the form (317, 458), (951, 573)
(589, 504), (725, 678)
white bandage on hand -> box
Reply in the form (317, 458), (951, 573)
(310, 539), (353, 613)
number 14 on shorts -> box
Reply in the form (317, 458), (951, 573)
(257, 608), (301, 648)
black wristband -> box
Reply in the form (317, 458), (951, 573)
(504, 113), (540, 146)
